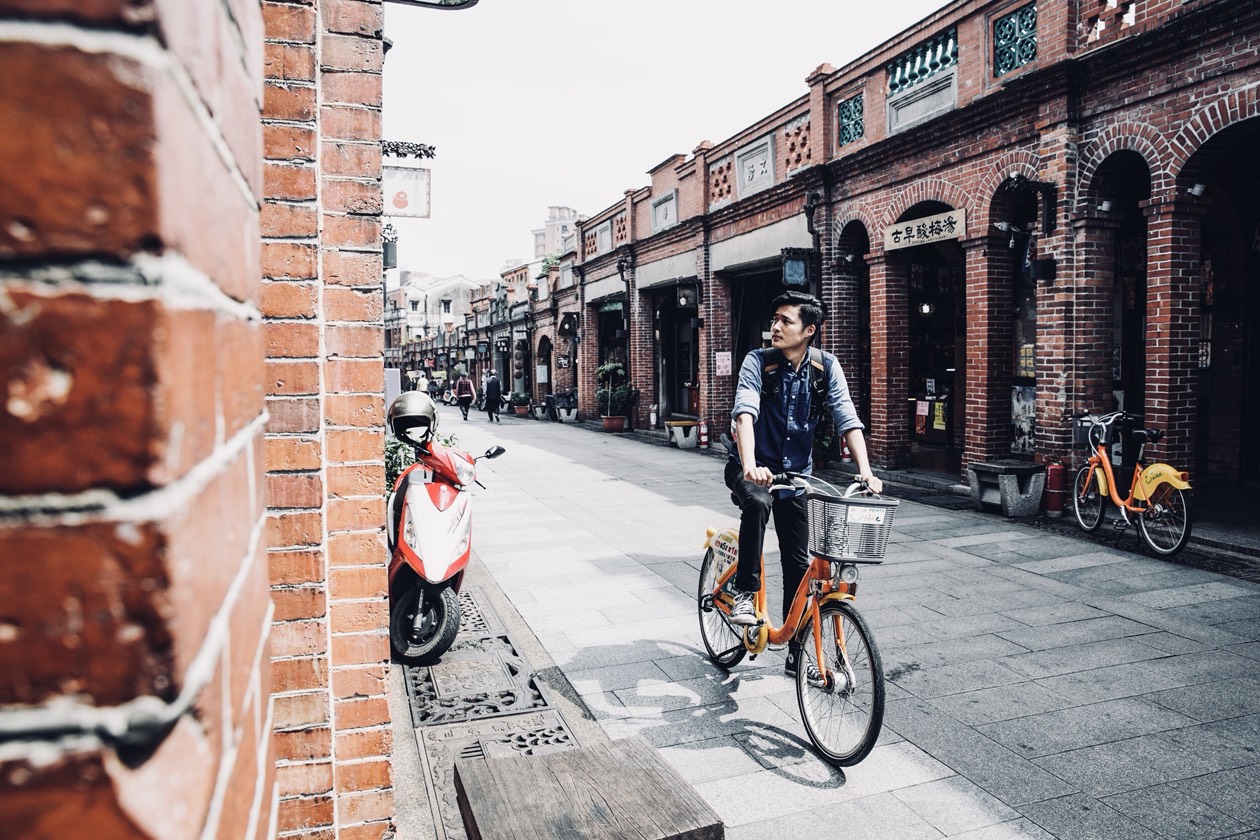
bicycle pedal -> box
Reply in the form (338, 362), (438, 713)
(1110, 519), (1129, 531)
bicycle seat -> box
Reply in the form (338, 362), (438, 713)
(1132, 428), (1163, 444)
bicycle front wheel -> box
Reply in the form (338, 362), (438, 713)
(697, 549), (747, 669)
(1137, 485), (1192, 556)
(1072, 465), (1104, 532)
(797, 600), (884, 766)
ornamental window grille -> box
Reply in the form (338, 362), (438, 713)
(887, 28), (958, 96)
(837, 93), (864, 147)
(994, 3), (1037, 76)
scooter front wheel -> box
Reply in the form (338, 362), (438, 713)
(391, 584), (461, 665)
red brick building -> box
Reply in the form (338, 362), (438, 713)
(569, 0), (1260, 490)
(1, 0), (393, 836)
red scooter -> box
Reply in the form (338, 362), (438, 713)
(386, 393), (504, 664)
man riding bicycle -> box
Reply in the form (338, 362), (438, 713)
(726, 291), (882, 679)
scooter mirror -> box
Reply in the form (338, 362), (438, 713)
(482, 446), (506, 460)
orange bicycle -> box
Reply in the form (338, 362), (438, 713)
(1070, 410), (1193, 556)
(697, 474), (898, 766)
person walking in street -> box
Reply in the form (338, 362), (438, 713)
(454, 372), (475, 420)
(725, 291), (882, 680)
(427, 378), (440, 402)
(483, 371), (503, 423)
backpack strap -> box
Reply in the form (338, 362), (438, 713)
(760, 347), (831, 422)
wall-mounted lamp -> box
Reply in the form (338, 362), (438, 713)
(1188, 182), (1207, 197)
(836, 253), (856, 266)
(1098, 199), (1114, 213)
(993, 220), (1031, 248)
(917, 302), (936, 316)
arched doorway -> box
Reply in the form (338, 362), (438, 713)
(892, 201), (966, 474)
(536, 335), (553, 400)
(655, 286), (701, 419)
(834, 221), (873, 422)
(1183, 117), (1260, 487)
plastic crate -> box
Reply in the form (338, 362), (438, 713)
(806, 492), (900, 563)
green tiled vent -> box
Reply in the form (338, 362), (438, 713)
(887, 28), (958, 96)
(995, 3), (1037, 76)
(838, 93), (864, 146)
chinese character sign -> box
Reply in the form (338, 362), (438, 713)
(382, 165), (431, 219)
(884, 208), (966, 251)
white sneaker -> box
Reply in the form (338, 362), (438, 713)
(728, 590), (757, 626)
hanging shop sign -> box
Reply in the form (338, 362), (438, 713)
(382, 165), (431, 218)
(884, 208), (966, 251)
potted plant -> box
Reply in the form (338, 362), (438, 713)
(595, 362), (638, 432)
(509, 391), (530, 416)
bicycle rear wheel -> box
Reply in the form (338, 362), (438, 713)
(796, 601), (884, 766)
(697, 549), (747, 668)
(1072, 465), (1104, 532)
(1137, 485), (1192, 556)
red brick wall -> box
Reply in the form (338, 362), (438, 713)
(0, 1), (275, 837)
(262, 1), (391, 837)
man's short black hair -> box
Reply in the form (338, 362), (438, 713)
(771, 290), (826, 332)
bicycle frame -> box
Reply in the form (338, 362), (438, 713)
(1080, 426), (1190, 519)
(702, 527), (855, 683)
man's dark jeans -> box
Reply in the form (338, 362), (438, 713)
(723, 459), (811, 624)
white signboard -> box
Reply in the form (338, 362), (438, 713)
(883, 208), (966, 251)
(536, 364), (549, 384)
(715, 351), (732, 377)
(383, 165), (431, 218)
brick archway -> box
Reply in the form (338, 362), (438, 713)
(1078, 120), (1167, 212)
(1170, 85), (1260, 183)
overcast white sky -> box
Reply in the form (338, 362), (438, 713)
(382, 0), (949, 282)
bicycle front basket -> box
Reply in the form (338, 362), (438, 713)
(806, 492), (899, 563)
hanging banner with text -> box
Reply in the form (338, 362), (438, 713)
(383, 165), (431, 218)
(884, 208), (966, 251)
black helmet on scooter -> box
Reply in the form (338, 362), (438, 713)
(388, 392), (439, 445)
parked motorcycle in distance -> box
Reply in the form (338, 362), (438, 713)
(385, 392), (504, 664)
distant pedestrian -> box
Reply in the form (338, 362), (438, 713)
(427, 378), (440, 401)
(484, 371), (502, 423)
(454, 373), (475, 420)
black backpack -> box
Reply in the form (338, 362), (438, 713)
(759, 346), (831, 423)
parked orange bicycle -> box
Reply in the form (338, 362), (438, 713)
(698, 474), (898, 766)
(1070, 410), (1193, 556)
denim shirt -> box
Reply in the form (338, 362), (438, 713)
(729, 348), (863, 487)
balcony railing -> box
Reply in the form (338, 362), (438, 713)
(887, 27), (958, 96)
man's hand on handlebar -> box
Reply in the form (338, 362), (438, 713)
(860, 473), (884, 494)
(743, 464), (776, 488)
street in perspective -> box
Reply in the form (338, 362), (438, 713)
(389, 407), (1260, 840)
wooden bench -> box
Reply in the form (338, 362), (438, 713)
(967, 460), (1046, 518)
(454, 735), (724, 840)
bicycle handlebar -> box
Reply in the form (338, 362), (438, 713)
(768, 472), (876, 497)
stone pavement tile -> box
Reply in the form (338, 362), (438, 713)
(599, 591), (694, 624)
(997, 636), (1169, 679)
(731, 727), (818, 771)
(1166, 595), (1260, 626)
(1231, 641), (1260, 660)
(929, 681), (1075, 727)
(1102, 783), (1251, 840)
(691, 740), (952, 827)
(547, 635), (690, 670)
(633, 555), (701, 592)
(726, 791), (943, 840)
(1019, 793), (1162, 840)
(1012, 551), (1133, 575)
(1127, 580), (1258, 610)
(947, 818), (1056, 839)
(871, 557), (972, 582)
(512, 585), (645, 618)
(884, 698), (1076, 806)
(611, 669), (794, 714)
(892, 775), (1021, 836)
(886, 658), (1029, 700)
(562, 613), (700, 650)
(600, 694), (800, 749)
(958, 540), (1049, 558)
(1180, 764), (1260, 827)
(564, 659), (671, 696)
(938, 532), (1040, 549)
(1148, 676), (1260, 722)
(1047, 558), (1167, 586)
(656, 734), (769, 786)
(1132, 648), (1254, 685)
(1201, 712), (1260, 748)
(976, 697), (1197, 758)
(881, 634), (1032, 673)
(1031, 724), (1259, 796)
(998, 602), (1112, 627)
(1034, 661), (1184, 703)
(1127, 631), (1211, 655)
(522, 608), (610, 634)
(657, 650), (742, 682)
(879, 613), (1029, 650)
(994, 615), (1156, 652)
(1218, 615), (1260, 641)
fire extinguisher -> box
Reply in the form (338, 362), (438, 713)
(1044, 458), (1065, 518)
(649, 403), (659, 429)
(698, 417), (710, 449)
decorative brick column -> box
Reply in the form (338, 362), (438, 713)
(865, 252), (910, 468)
(263, 0), (392, 836)
(1069, 212), (1123, 422)
(0, 1), (274, 836)
(961, 237), (1012, 467)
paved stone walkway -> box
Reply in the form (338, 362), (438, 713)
(399, 407), (1260, 839)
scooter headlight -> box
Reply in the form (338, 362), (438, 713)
(403, 507), (415, 547)
(454, 454), (477, 487)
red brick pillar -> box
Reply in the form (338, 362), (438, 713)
(1070, 212), (1123, 419)
(865, 252), (910, 468)
(961, 237), (1011, 467)
(0, 1), (274, 837)
(263, 0), (391, 836)
(1141, 197), (1202, 468)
